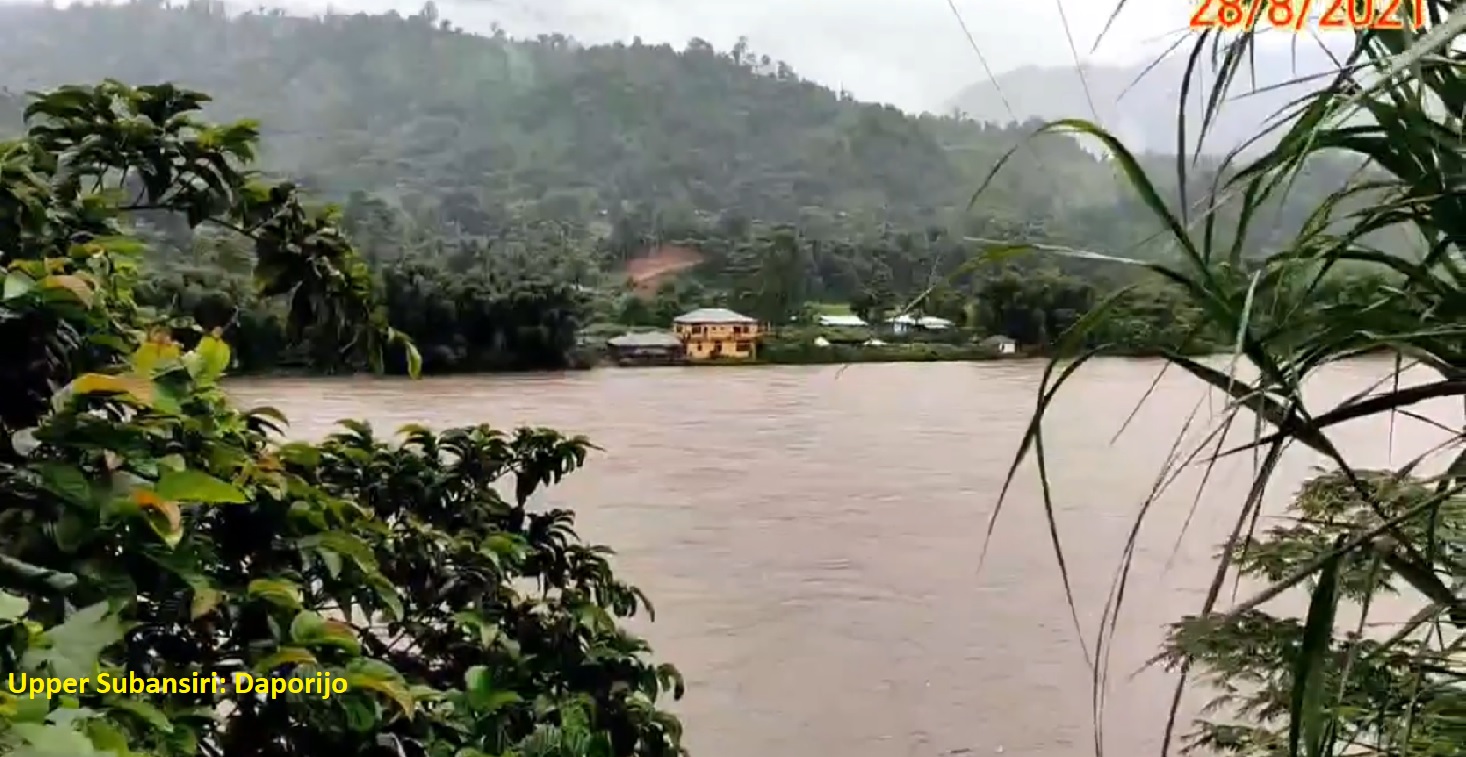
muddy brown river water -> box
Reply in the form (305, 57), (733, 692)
(227, 358), (1459, 757)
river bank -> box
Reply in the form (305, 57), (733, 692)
(223, 330), (1205, 376)
(704, 341), (1011, 365)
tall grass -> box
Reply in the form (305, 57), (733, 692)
(987, 7), (1466, 757)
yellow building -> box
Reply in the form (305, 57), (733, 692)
(672, 307), (762, 361)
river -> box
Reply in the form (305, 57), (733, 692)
(227, 358), (1458, 757)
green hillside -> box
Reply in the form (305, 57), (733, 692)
(0, 2), (1105, 225)
(0, 0), (1261, 260)
(0, 1), (1393, 374)
(0, 0), (1377, 262)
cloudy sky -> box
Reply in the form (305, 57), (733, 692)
(277, 0), (1198, 112)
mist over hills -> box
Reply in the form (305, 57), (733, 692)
(946, 38), (1353, 155)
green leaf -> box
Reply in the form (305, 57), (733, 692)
(81, 721), (130, 753)
(107, 697), (172, 732)
(465, 666), (521, 712)
(339, 695), (377, 732)
(155, 469), (246, 504)
(404, 342), (422, 379)
(1289, 539), (1343, 757)
(277, 442), (320, 467)
(368, 575), (404, 622)
(130, 488), (182, 547)
(246, 578), (302, 610)
(44, 707), (97, 727)
(289, 611), (361, 655)
(302, 531), (377, 569)
(0, 590), (30, 620)
(344, 659), (414, 715)
(52, 512), (88, 553)
(481, 533), (522, 558)
(10, 722), (101, 755)
(190, 587), (221, 619)
(247, 406), (289, 423)
(3, 271), (36, 301)
(35, 463), (92, 507)
(39, 274), (94, 307)
(66, 373), (153, 405)
(253, 646), (319, 673)
(316, 549), (342, 579)
(23, 603), (128, 680)
(130, 339), (181, 377)
(13, 691), (51, 723)
(187, 333), (231, 383)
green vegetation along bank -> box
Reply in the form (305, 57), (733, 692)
(143, 220), (1398, 374)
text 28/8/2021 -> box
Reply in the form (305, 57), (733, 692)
(1190, 0), (1425, 30)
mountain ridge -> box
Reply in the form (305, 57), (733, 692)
(0, 0), (1361, 263)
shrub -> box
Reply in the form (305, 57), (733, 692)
(1154, 471), (1466, 755)
(0, 81), (682, 757)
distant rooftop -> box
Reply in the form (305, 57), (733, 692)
(817, 314), (867, 327)
(674, 307), (755, 324)
(608, 331), (683, 348)
(888, 314), (953, 327)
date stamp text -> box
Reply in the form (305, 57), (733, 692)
(1190, 0), (1425, 31)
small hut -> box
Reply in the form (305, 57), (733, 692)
(979, 335), (1018, 355)
(607, 331), (687, 366)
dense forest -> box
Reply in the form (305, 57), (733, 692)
(0, 0), (1398, 372)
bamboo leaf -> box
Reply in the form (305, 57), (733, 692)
(1289, 538), (1342, 757)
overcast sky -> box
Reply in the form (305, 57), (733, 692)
(277, 0), (1198, 112)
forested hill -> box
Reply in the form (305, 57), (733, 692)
(0, 0), (1378, 275)
(0, 1), (1398, 376)
(0, 0), (1127, 233)
(2, 0), (1349, 262)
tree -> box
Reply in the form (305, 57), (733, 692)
(732, 228), (810, 327)
(0, 82), (682, 757)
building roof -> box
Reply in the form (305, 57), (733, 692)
(817, 314), (867, 327)
(673, 307), (756, 324)
(608, 331), (683, 348)
(887, 314), (953, 327)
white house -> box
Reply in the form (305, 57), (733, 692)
(886, 314), (953, 334)
(816, 314), (867, 328)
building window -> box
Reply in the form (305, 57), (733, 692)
(736, 340), (751, 352)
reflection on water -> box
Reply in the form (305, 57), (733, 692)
(228, 359), (1457, 757)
